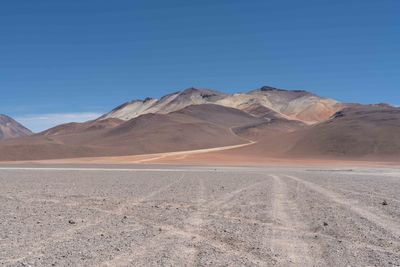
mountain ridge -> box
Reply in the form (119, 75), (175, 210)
(99, 86), (343, 124)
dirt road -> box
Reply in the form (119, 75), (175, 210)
(1, 166), (399, 266)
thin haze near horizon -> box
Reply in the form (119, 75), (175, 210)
(1, 0), (398, 132)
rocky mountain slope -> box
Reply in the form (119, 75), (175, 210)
(0, 115), (32, 140)
(287, 104), (400, 159)
(0, 105), (264, 160)
(100, 86), (343, 124)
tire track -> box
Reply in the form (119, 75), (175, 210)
(100, 222), (271, 266)
(100, 176), (271, 266)
(185, 177), (206, 266)
(285, 175), (400, 238)
(214, 212), (399, 256)
(269, 174), (321, 266)
(337, 188), (400, 204)
(204, 179), (269, 212)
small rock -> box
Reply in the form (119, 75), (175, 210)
(68, 220), (76, 225)
(323, 222), (328, 226)
(382, 200), (388, 206)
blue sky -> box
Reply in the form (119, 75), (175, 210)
(1, 0), (399, 132)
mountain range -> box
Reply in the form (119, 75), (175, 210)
(100, 86), (343, 124)
(0, 86), (399, 162)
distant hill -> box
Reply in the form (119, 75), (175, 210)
(287, 104), (400, 159)
(0, 115), (32, 140)
(0, 104), (263, 160)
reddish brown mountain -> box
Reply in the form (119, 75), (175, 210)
(0, 105), (263, 160)
(287, 104), (400, 159)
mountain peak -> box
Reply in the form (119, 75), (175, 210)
(0, 114), (32, 140)
(180, 87), (223, 96)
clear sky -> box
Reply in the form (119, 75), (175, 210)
(1, 0), (399, 132)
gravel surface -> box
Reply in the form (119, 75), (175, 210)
(0, 166), (399, 266)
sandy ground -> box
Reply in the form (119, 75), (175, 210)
(0, 140), (257, 165)
(3, 141), (398, 168)
(1, 165), (400, 266)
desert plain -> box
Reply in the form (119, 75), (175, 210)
(1, 164), (399, 266)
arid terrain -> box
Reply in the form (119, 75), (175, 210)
(1, 165), (399, 266)
(1, 87), (400, 163)
(1, 86), (399, 266)
(2, 1), (398, 266)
